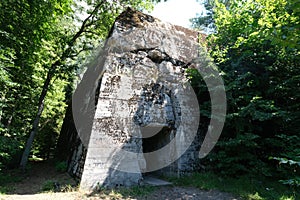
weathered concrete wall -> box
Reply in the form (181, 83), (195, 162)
(79, 8), (202, 191)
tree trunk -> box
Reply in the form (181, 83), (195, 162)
(6, 94), (18, 131)
(0, 94), (5, 122)
(19, 67), (54, 170)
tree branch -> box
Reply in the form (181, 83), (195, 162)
(67, 1), (105, 48)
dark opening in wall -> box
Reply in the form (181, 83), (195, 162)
(141, 126), (173, 175)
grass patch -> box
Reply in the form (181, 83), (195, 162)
(116, 185), (155, 197)
(0, 186), (9, 195)
(90, 185), (156, 199)
(41, 180), (77, 192)
(0, 170), (24, 194)
(41, 180), (57, 192)
(167, 172), (299, 200)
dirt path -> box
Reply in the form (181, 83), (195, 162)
(0, 161), (240, 200)
(1, 187), (240, 200)
(3, 161), (77, 195)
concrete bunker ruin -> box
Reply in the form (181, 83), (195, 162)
(67, 8), (206, 191)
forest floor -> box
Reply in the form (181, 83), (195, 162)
(0, 160), (240, 200)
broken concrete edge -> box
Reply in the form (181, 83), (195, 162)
(110, 7), (205, 39)
(107, 7), (207, 60)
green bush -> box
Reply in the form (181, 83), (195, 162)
(0, 135), (22, 171)
(190, 0), (300, 181)
(271, 156), (300, 187)
(42, 180), (56, 192)
(55, 161), (67, 173)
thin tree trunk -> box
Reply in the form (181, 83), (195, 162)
(6, 105), (15, 134)
(0, 94), (5, 122)
(19, 67), (54, 170)
(6, 93), (20, 131)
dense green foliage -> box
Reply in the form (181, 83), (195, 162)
(192, 0), (300, 188)
(0, 0), (156, 171)
(0, 0), (73, 170)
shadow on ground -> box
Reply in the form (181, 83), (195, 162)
(0, 161), (240, 200)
